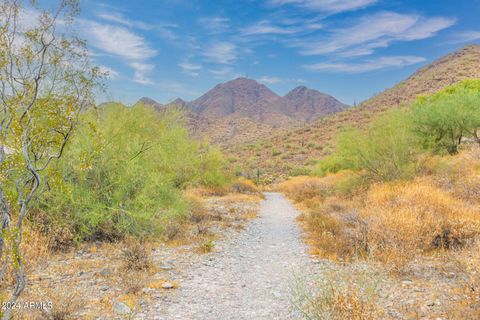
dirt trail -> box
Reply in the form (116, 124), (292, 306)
(148, 192), (313, 320)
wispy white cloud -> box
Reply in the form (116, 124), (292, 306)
(297, 12), (455, 56)
(129, 62), (155, 84)
(198, 16), (230, 34)
(82, 21), (156, 61)
(447, 30), (480, 43)
(268, 0), (377, 13)
(203, 42), (237, 64)
(257, 76), (283, 84)
(97, 11), (178, 41)
(96, 12), (153, 30)
(157, 81), (202, 99)
(208, 66), (233, 79)
(305, 55), (426, 73)
(179, 62), (202, 76)
(81, 20), (157, 84)
(157, 24), (179, 41)
(242, 20), (300, 36)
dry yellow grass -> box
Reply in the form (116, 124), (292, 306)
(279, 147), (480, 269)
(362, 179), (480, 268)
(282, 147), (480, 318)
(292, 270), (384, 320)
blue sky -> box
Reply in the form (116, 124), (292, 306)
(75, 0), (480, 105)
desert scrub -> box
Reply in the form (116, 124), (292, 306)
(198, 238), (215, 253)
(291, 270), (383, 320)
(230, 177), (259, 194)
(32, 104), (229, 244)
(122, 239), (152, 271)
(280, 147), (480, 269)
(360, 179), (480, 269)
(298, 199), (368, 261)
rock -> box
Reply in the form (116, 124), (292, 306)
(159, 265), (173, 271)
(162, 282), (175, 289)
(139, 299), (148, 308)
(113, 301), (131, 315)
(100, 268), (112, 277)
(100, 285), (109, 291)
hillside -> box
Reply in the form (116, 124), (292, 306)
(136, 77), (347, 145)
(227, 45), (480, 182)
(282, 86), (347, 121)
(361, 44), (480, 110)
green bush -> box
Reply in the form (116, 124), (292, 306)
(412, 79), (480, 154)
(315, 109), (420, 181)
(315, 80), (480, 182)
(34, 104), (229, 243)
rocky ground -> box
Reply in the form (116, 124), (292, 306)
(8, 192), (477, 319)
(144, 192), (313, 320)
(10, 193), (262, 319)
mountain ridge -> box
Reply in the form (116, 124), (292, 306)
(135, 77), (348, 127)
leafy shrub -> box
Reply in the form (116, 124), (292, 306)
(316, 109), (420, 181)
(34, 104), (229, 243)
(289, 165), (312, 177)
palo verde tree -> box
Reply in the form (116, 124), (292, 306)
(0, 0), (101, 315)
(412, 80), (480, 154)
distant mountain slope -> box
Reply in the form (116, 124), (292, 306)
(228, 45), (480, 181)
(188, 77), (347, 126)
(136, 97), (163, 111)
(133, 77), (347, 143)
(282, 86), (348, 121)
(190, 77), (280, 118)
(361, 45), (480, 110)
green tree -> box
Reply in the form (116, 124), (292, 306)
(0, 0), (100, 312)
(412, 80), (480, 154)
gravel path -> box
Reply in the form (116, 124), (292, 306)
(149, 192), (313, 320)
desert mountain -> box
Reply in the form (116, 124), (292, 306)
(189, 77), (347, 126)
(166, 98), (188, 108)
(282, 86), (347, 121)
(228, 44), (480, 180)
(190, 77), (280, 118)
(136, 77), (348, 128)
(137, 97), (163, 111)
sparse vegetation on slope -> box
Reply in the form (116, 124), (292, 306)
(229, 45), (480, 182)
